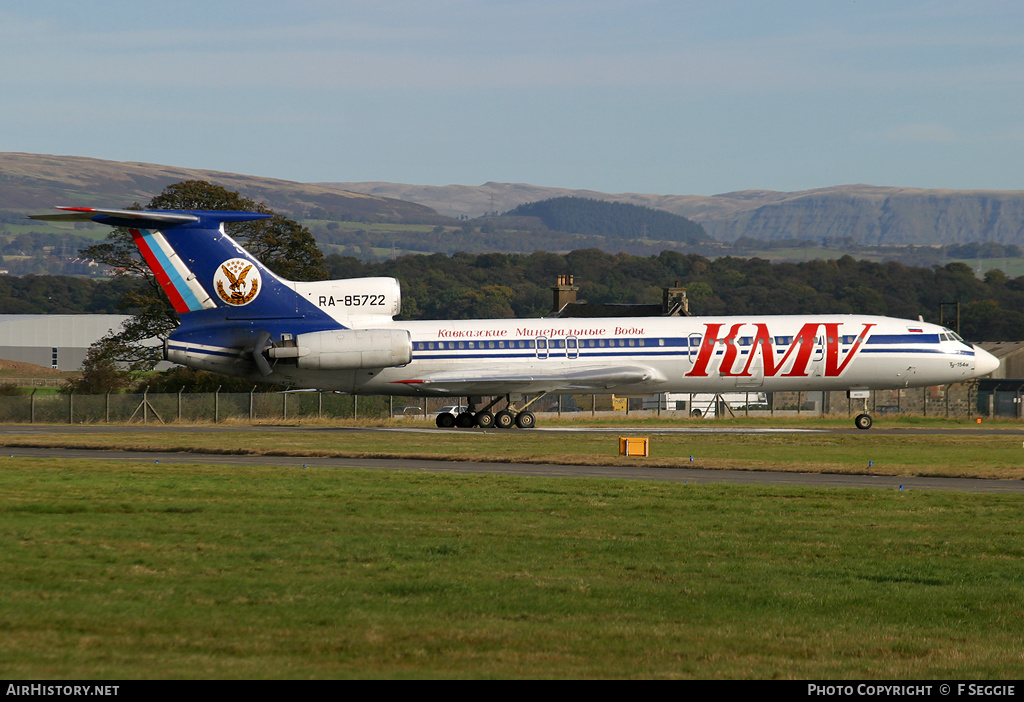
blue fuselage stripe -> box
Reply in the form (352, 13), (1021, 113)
(173, 333), (971, 365)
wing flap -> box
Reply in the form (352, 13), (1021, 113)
(392, 365), (664, 395)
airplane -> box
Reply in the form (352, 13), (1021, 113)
(31, 207), (1000, 431)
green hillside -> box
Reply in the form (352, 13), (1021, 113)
(5, 153), (1024, 275)
(1, 154), (722, 272)
(506, 196), (710, 244)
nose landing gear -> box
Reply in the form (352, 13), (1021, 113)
(854, 413), (873, 430)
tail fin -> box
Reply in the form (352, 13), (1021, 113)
(32, 207), (283, 315)
(32, 207), (405, 382)
(34, 207), (400, 324)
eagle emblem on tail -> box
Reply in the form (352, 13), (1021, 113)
(214, 258), (261, 306)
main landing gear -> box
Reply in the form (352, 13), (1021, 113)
(434, 394), (544, 429)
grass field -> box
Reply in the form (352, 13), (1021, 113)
(2, 422), (1024, 679)
(2, 417), (1023, 479)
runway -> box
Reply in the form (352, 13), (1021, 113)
(3, 421), (1020, 437)
(3, 423), (1024, 494)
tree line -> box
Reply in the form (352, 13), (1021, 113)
(324, 249), (1024, 341)
(3, 240), (1024, 342)
(3, 240), (1023, 344)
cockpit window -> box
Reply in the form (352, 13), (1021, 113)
(939, 328), (966, 343)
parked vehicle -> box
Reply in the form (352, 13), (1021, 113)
(643, 392), (767, 418)
(432, 405), (469, 415)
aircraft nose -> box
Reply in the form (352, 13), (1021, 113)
(973, 345), (1000, 377)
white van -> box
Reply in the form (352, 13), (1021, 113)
(433, 405), (469, 416)
(643, 392), (767, 417)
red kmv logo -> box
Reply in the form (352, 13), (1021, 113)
(684, 322), (876, 378)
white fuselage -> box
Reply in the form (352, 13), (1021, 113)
(262, 314), (994, 396)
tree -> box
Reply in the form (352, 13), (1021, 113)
(146, 181), (327, 281)
(63, 342), (132, 394)
(81, 180), (327, 371)
(449, 285), (516, 318)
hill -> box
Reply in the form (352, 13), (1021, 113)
(0, 154), (723, 266)
(327, 181), (1024, 246)
(505, 197), (709, 244)
(0, 152), (448, 225)
(6, 153), (1024, 267)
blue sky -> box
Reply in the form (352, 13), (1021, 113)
(3, 1), (1023, 195)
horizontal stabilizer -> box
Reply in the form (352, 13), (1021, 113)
(30, 207), (200, 228)
(30, 207), (272, 230)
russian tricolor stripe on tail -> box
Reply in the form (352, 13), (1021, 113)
(128, 227), (214, 314)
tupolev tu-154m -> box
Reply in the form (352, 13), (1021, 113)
(32, 207), (1000, 430)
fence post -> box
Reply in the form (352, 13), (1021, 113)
(30, 388), (36, 424)
(143, 385), (149, 425)
(215, 386), (221, 423)
(283, 391), (288, 421)
(178, 387), (184, 422)
(320, 392), (324, 420)
(250, 386), (256, 421)
(69, 390), (74, 424)
(105, 389), (111, 423)
(354, 395), (358, 420)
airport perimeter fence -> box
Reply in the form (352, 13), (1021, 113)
(0, 380), (1002, 424)
(0, 390), (390, 425)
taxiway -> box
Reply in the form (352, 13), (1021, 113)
(2, 423), (1023, 494)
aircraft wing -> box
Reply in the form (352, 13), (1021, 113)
(391, 365), (664, 395)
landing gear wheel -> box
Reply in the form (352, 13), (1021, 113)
(436, 412), (456, 428)
(455, 411), (475, 428)
(494, 410), (515, 429)
(475, 411), (495, 428)
(854, 413), (873, 430)
(515, 411), (536, 429)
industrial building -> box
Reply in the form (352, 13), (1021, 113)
(974, 342), (1024, 418)
(0, 315), (133, 370)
